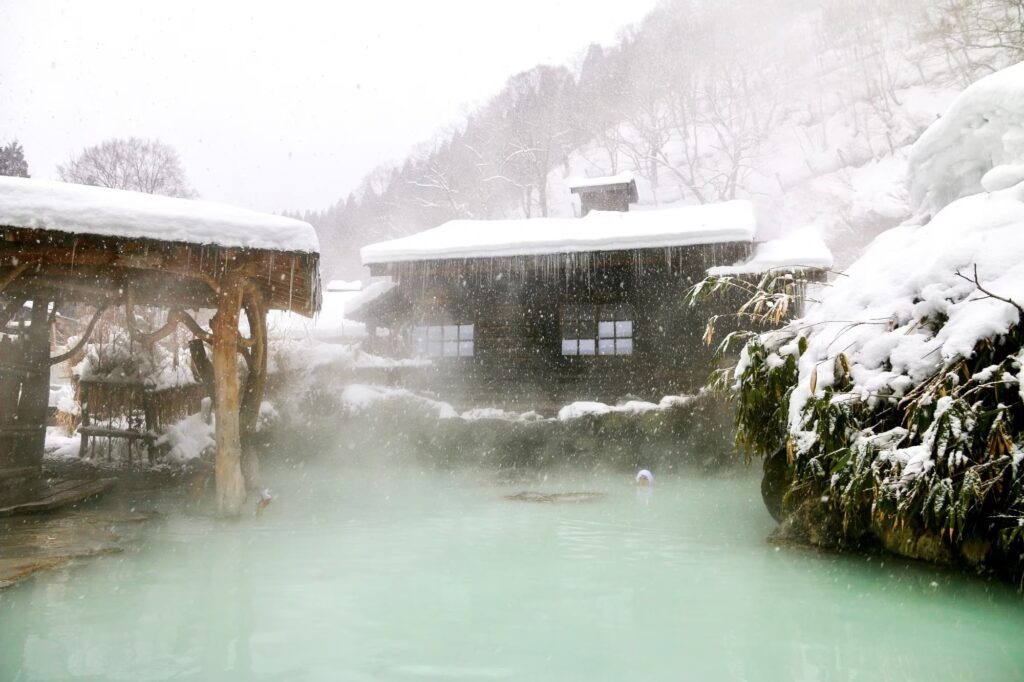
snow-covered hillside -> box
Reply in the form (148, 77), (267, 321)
(312, 0), (1024, 278)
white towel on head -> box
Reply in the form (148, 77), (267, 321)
(636, 469), (653, 484)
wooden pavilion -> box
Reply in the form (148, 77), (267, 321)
(0, 178), (320, 516)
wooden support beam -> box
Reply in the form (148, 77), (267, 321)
(13, 300), (51, 475)
(239, 287), (267, 490)
(0, 263), (30, 295)
(188, 339), (215, 400)
(211, 275), (246, 516)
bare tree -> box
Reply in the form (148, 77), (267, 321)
(58, 137), (195, 197)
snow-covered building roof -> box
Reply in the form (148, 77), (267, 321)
(706, 226), (833, 276)
(0, 177), (319, 253)
(326, 279), (363, 292)
(362, 200), (757, 265)
(567, 171), (636, 191)
(266, 277), (396, 342)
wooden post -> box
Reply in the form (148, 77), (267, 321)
(239, 288), (267, 491)
(211, 276), (246, 516)
(11, 299), (51, 478)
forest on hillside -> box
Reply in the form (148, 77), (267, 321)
(305, 0), (1024, 279)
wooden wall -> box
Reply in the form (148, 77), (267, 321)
(372, 242), (752, 411)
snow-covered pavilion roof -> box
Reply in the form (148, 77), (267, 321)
(0, 177), (319, 253)
(362, 200), (757, 265)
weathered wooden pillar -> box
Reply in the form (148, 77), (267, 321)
(211, 276), (246, 516)
(239, 288), (267, 491)
(16, 299), (52, 475)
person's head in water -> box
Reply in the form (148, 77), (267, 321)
(636, 469), (653, 487)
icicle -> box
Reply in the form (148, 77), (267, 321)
(287, 256), (295, 311)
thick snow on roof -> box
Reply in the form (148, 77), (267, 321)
(908, 61), (1024, 218)
(0, 176), (319, 253)
(707, 226), (833, 275)
(326, 279), (363, 292)
(362, 200), (756, 264)
(784, 179), (1024, 432)
(567, 171), (636, 190)
(266, 278), (395, 341)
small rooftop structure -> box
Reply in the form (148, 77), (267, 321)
(568, 171), (638, 214)
(0, 177), (321, 515)
(361, 200), (757, 265)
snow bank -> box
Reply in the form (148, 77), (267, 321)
(787, 179), (1024, 429)
(707, 226), (833, 275)
(567, 171), (635, 190)
(557, 395), (693, 421)
(338, 385), (551, 422)
(0, 177), (319, 253)
(361, 201), (756, 264)
(269, 338), (428, 376)
(908, 61), (1024, 218)
(156, 410), (215, 464)
(44, 427), (81, 460)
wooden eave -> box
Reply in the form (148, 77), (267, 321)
(0, 226), (321, 316)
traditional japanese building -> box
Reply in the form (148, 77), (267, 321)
(354, 184), (832, 411)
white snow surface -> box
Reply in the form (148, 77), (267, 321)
(266, 278), (395, 342)
(908, 61), (1024, 218)
(325, 279), (363, 292)
(557, 395), (693, 421)
(567, 171), (636, 190)
(707, 226), (833, 276)
(361, 201), (756, 264)
(156, 412), (215, 464)
(0, 177), (319, 253)
(786, 179), (1024, 431)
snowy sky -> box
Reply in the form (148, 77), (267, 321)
(0, 0), (658, 215)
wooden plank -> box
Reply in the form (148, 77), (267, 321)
(0, 478), (115, 517)
(77, 427), (154, 441)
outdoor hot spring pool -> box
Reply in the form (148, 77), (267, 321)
(1, 459), (1023, 681)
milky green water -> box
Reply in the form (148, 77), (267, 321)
(1, 462), (1023, 681)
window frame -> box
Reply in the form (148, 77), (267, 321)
(560, 303), (633, 357)
(412, 321), (475, 358)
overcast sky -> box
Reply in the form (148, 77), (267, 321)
(0, 1), (658, 214)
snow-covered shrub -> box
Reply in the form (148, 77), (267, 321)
(700, 62), (1024, 575)
(908, 62), (1024, 219)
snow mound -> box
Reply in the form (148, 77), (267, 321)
(558, 395), (693, 421)
(156, 411), (215, 464)
(361, 200), (756, 264)
(908, 61), (1024, 218)
(0, 177), (319, 253)
(707, 226), (833, 276)
(787, 180), (1024, 428)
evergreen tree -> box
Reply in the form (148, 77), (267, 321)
(0, 140), (30, 178)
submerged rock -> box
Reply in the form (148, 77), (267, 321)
(504, 491), (605, 504)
